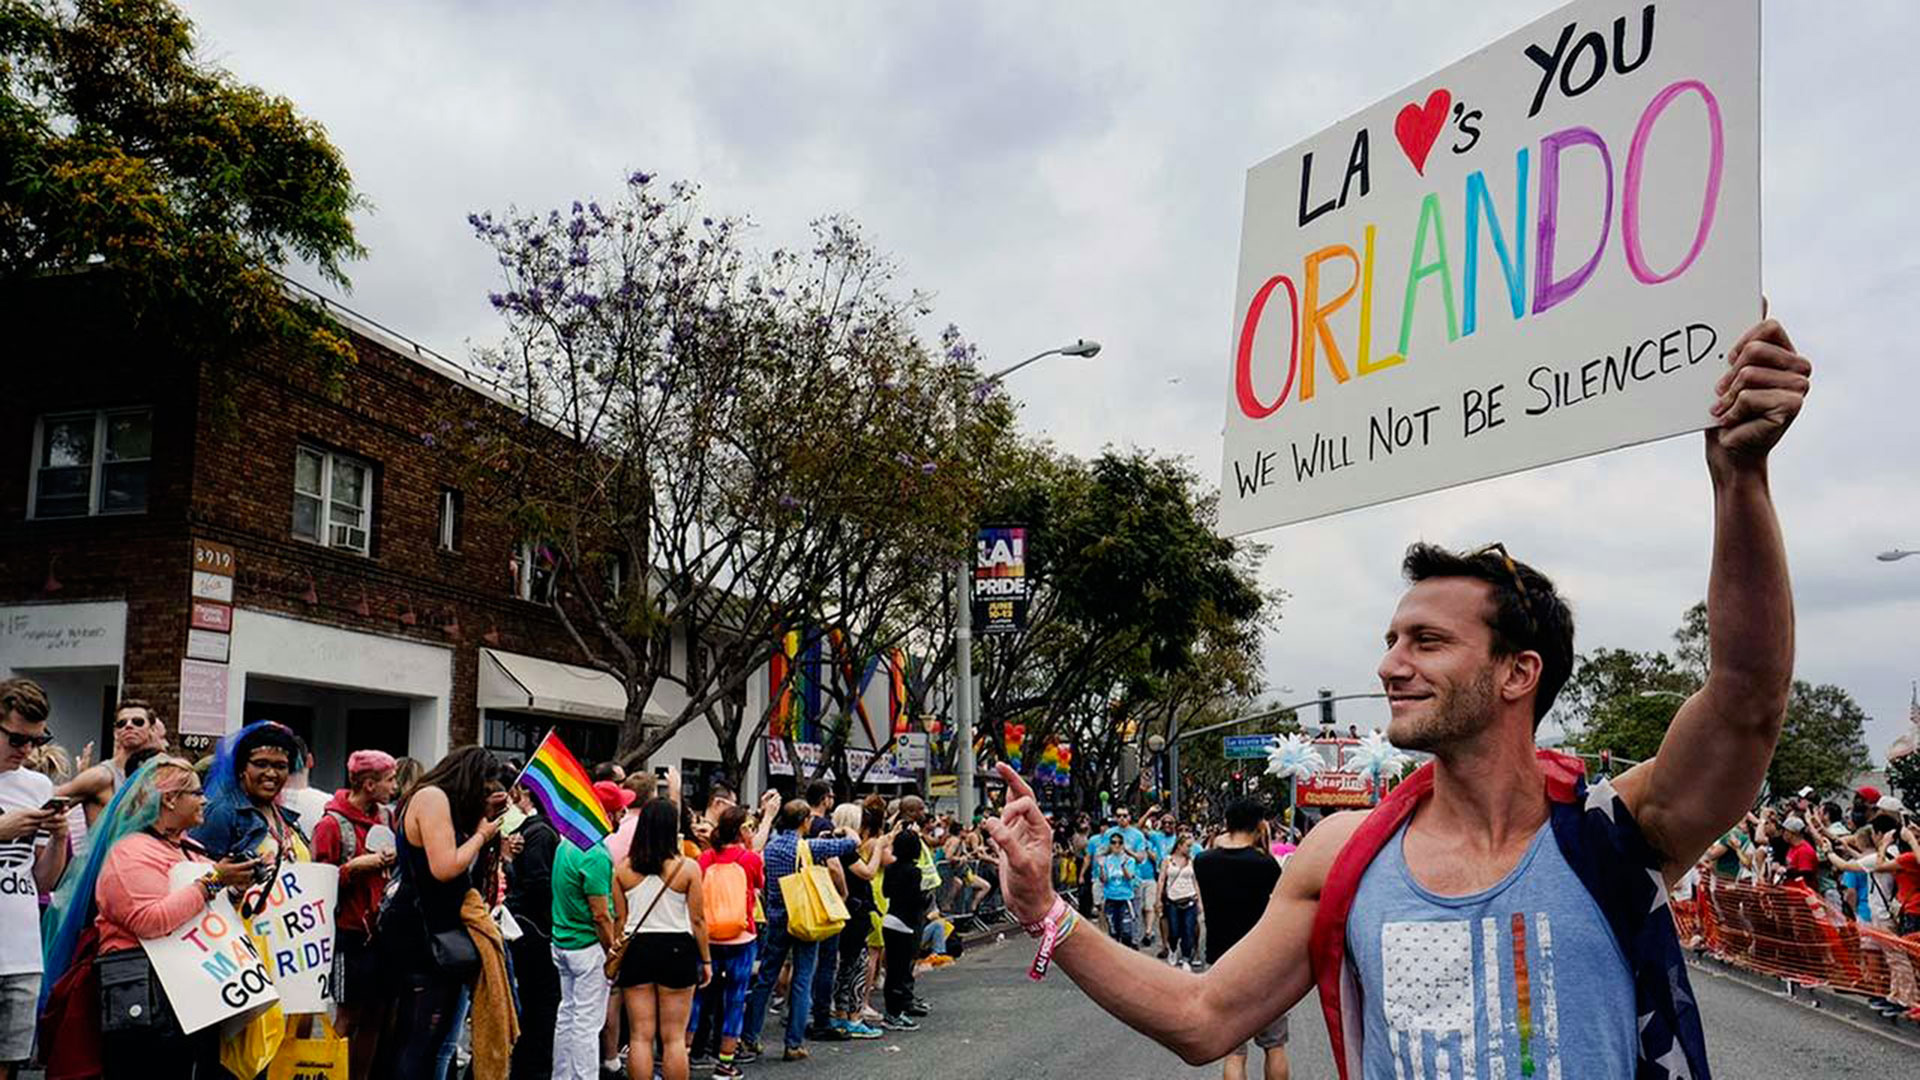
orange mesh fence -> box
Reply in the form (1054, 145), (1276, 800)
(1677, 877), (1920, 1010)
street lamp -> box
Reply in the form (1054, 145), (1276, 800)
(955, 339), (1102, 827)
(1877, 549), (1918, 562)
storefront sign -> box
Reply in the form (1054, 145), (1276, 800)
(0, 602), (126, 668)
(186, 628), (231, 663)
(971, 525), (1031, 635)
(766, 739), (916, 783)
(1297, 771), (1376, 808)
(178, 659), (231, 736)
(190, 601), (232, 633)
(141, 891), (279, 1033)
(190, 570), (235, 604)
(1219, 0), (1760, 534)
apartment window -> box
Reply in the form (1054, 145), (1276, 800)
(292, 445), (374, 554)
(438, 489), (462, 551)
(513, 539), (558, 602)
(29, 409), (152, 518)
(601, 551), (627, 600)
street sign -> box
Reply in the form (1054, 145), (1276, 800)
(1224, 734), (1277, 759)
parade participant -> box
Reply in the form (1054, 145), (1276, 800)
(504, 783), (562, 1080)
(828, 802), (891, 1040)
(985, 315), (1809, 1080)
(311, 749), (400, 1080)
(612, 798), (710, 1080)
(282, 742), (332, 825)
(879, 798), (929, 1031)
(1160, 840), (1201, 970)
(192, 721), (311, 868)
(0, 680), (66, 1076)
(55, 697), (168, 860)
(1092, 833), (1138, 946)
(1193, 799), (1287, 1080)
(739, 799), (861, 1061)
(690, 805), (764, 1076)
(45, 756), (256, 1077)
(550, 781), (631, 1080)
(371, 746), (510, 1078)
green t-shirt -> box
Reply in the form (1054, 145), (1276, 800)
(551, 840), (614, 951)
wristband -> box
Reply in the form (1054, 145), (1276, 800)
(1026, 897), (1072, 981)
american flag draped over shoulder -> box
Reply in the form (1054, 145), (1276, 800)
(1549, 772), (1710, 1080)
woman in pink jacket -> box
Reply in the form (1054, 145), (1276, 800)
(43, 756), (258, 1078)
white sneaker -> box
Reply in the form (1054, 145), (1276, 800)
(1165, 954), (1180, 967)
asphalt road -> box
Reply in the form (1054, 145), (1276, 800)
(772, 939), (1917, 1079)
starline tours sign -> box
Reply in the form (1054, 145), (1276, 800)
(1218, 0), (1760, 535)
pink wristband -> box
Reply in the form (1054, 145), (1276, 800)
(1026, 897), (1070, 981)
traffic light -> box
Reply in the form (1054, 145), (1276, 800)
(1318, 688), (1336, 729)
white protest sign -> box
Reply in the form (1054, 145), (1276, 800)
(140, 891), (279, 1034)
(168, 860), (340, 1014)
(1219, 0), (1759, 535)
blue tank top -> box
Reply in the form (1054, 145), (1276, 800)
(1346, 818), (1637, 1080)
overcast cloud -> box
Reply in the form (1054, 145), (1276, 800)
(178, 0), (1920, 761)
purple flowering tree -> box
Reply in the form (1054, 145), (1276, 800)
(444, 174), (1011, 778)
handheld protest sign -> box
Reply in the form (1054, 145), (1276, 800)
(140, 891), (281, 1033)
(364, 823), (396, 855)
(168, 860), (341, 1014)
(1219, 0), (1760, 535)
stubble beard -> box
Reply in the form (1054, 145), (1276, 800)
(1389, 666), (1498, 753)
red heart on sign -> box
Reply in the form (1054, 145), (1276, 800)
(1394, 88), (1452, 176)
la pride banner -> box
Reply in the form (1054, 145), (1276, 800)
(1219, 0), (1759, 535)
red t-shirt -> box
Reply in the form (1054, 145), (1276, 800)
(1785, 840), (1818, 873)
(698, 845), (765, 940)
(1894, 851), (1920, 916)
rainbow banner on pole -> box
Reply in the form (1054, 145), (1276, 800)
(515, 730), (613, 851)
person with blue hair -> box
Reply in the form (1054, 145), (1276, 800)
(192, 721), (311, 868)
(41, 756), (259, 1077)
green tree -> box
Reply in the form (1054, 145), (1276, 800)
(1566, 603), (1872, 795)
(1768, 681), (1872, 796)
(972, 448), (1274, 809)
(2, 0), (364, 374)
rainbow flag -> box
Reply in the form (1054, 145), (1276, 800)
(515, 730), (612, 851)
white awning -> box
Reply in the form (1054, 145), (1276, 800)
(478, 648), (666, 723)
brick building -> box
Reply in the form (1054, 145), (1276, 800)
(0, 274), (769, 790)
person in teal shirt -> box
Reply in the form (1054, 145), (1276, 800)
(1092, 833), (1138, 946)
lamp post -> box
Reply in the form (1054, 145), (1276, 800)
(955, 339), (1101, 827)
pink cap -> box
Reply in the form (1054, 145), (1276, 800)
(347, 749), (397, 780)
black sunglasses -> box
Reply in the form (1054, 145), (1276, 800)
(114, 715), (149, 729)
(2, 730), (53, 750)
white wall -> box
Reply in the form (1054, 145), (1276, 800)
(14, 665), (115, 761)
(227, 609), (452, 764)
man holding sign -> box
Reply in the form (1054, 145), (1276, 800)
(989, 0), (1807, 1072)
(991, 309), (1806, 1079)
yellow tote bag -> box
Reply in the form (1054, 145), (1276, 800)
(219, 1003), (286, 1080)
(779, 838), (849, 942)
(267, 1014), (349, 1080)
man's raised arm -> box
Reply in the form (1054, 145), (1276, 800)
(1616, 312), (1809, 881)
(985, 764), (1338, 1065)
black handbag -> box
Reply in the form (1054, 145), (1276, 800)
(97, 947), (176, 1033)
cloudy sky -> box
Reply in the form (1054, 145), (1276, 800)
(179, 0), (1919, 761)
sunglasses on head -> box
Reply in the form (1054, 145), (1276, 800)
(2, 730), (53, 750)
(114, 715), (149, 729)
(1469, 542), (1539, 635)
